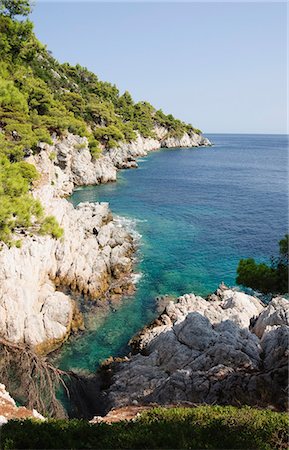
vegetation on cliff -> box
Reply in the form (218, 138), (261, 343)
(0, 0), (201, 246)
(1, 406), (288, 449)
(237, 235), (288, 294)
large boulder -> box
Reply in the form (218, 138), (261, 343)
(100, 288), (288, 412)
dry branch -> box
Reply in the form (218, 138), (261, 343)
(0, 337), (78, 418)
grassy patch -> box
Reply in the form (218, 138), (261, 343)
(1, 405), (288, 449)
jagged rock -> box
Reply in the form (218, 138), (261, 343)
(100, 288), (288, 412)
(107, 127), (211, 169)
(0, 198), (135, 351)
(251, 297), (289, 338)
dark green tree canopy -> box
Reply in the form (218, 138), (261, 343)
(236, 235), (288, 295)
(0, 0), (31, 18)
(279, 234), (288, 264)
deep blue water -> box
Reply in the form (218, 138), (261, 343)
(56, 134), (288, 372)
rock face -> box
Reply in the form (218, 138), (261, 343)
(100, 287), (288, 412)
(107, 126), (211, 170)
(0, 199), (134, 352)
(0, 384), (44, 425)
(34, 134), (117, 197)
(35, 128), (211, 192)
(0, 133), (137, 353)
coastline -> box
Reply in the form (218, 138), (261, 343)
(0, 128), (211, 354)
(0, 132), (288, 423)
(86, 286), (289, 417)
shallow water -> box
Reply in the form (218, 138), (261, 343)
(56, 133), (288, 373)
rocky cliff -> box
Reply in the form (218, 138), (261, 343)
(97, 285), (288, 413)
(106, 126), (211, 170)
(0, 130), (211, 353)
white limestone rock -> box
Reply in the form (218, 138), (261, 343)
(0, 384), (45, 424)
(0, 197), (135, 349)
(252, 297), (289, 338)
(101, 288), (288, 412)
(106, 127), (211, 169)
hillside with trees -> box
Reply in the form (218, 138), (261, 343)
(0, 0), (202, 247)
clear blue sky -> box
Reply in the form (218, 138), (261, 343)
(31, 1), (287, 134)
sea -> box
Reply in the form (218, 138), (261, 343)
(54, 133), (288, 373)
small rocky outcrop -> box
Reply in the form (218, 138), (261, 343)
(106, 126), (211, 170)
(99, 287), (288, 412)
(0, 384), (44, 425)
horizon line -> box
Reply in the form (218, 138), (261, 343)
(204, 132), (288, 136)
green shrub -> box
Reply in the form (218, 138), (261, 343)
(39, 215), (63, 239)
(74, 142), (86, 150)
(88, 137), (101, 159)
(0, 78), (28, 112)
(0, 406), (288, 449)
(0, 0), (31, 18)
(49, 151), (56, 161)
(0, 155), (44, 245)
(236, 235), (288, 294)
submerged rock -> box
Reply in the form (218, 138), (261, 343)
(99, 287), (288, 412)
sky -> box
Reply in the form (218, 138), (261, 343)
(31, 2), (287, 134)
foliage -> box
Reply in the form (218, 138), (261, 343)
(0, 4), (202, 245)
(0, 8), (201, 154)
(49, 151), (56, 160)
(0, 338), (67, 418)
(236, 235), (288, 294)
(93, 125), (124, 149)
(88, 137), (101, 159)
(39, 216), (63, 239)
(0, 155), (43, 245)
(0, 0), (31, 18)
(1, 406), (288, 449)
(154, 109), (202, 138)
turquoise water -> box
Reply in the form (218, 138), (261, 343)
(56, 134), (288, 373)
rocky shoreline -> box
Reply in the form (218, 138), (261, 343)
(0, 128), (211, 353)
(0, 128), (288, 422)
(91, 285), (288, 415)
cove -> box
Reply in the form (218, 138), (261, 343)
(55, 133), (288, 373)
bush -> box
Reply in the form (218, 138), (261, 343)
(0, 155), (43, 245)
(88, 137), (101, 159)
(0, 78), (28, 112)
(0, 406), (288, 449)
(49, 151), (56, 161)
(236, 235), (288, 294)
(39, 215), (63, 239)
